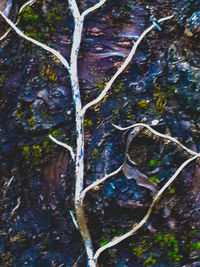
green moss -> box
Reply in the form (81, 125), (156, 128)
(0, 76), (5, 83)
(41, 64), (57, 81)
(22, 138), (56, 167)
(27, 117), (36, 127)
(41, 110), (52, 121)
(169, 188), (175, 194)
(84, 119), (93, 127)
(143, 257), (156, 266)
(190, 241), (200, 250)
(115, 82), (123, 93)
(149, 176), (160, 184)
(133, 240), (152, 259)
(15, 109), (24, 119)
(47, 7), (63, 32)
(43, 140), (53, 153)
(52, 129), (60, 137)
(149, 159), (157, 166)
(157, 235), (163, 241)
(154, 87), (167, 114)
(168, 86), (176, 95)
(149, 159), (163, 167)
(100, 238), (110, 247)
(19, 6), (39, 21)
(32, 145), (42, 159)
(156, 233), (183, 262)
(22, 146), (29, 158)
(138, 100), (148, 109)
(133, 246), (145, 258)
(127, 114), (135, 119)
(92, 149), (101, 158)
(94, 78), (107, 91)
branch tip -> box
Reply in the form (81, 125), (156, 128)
(48, 134), (75, 161)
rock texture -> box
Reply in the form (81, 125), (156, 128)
(0, 0), (200, 266)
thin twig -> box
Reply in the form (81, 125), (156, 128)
(113, 123), (200, 157)
(0, 11), (70, 72)
(48, 134), (75, 161)
(71, 251), (85, 267)
(69, 210), (79, 229)
(80, 165), (123, 203)
(10, 197), (21, 216)
(6, 176), (14, 188)
(81, 0), (107, 19)
(93, 155), (198, 262)
(19, 0), (37, 13)
(0, 0), (37, 41)
(81, 15), (174, 116)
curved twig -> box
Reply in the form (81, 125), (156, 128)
(0, 0), (37, 41)
(81, 0), (107, 19)
(113, 123), (200, 157)
(93, 154), (198, 262)
(0, 11), (70, 72)
(81, 15), (174, 116)
(80, 165), (123, 203)
(48, 134), (75, 161)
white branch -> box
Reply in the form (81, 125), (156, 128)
(10, 197), (21, 216)
(113, 123), (200, 157)
(0, 0), (37, 41)
(80, 165), (123, 203)
(48, 134), (75, 161)
(68, 0), (80, 19)
(6, 176), (14, 188)
(19, 0), (37, 13)
(81, 15), (174, 116)
(81, 0), (107, 19)
(0, 11), (70, 72)
(93, 154), (198, 262)
(69, 210), (79, 229)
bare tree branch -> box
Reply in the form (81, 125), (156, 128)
(113, 123), (200, 157)
(81, 15), (174, 116)
(10, 197), (21, 216)
(69, 210), (79, 229)
(0, 11), (70, 72)
(0, 0), (37, 41)
(0, 3), (176, 266)
(81, 0), (107, 19)
(68, 0), (80, 19)
(6, 176), (14, 188)
(66, 1), (96, 265)
(93, 154), (198, 262)
(48, 134), (75, 161)
(80, 165), (123, 203)
(19, 0), (37, 13)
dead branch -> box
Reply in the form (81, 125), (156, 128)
(113, 123), (199, 157)
(81, 15), (174, 116)
(0, 3), (177, 267)
(0, 11), (70, 71)
(80, 165), (123, 203)
(93, 154), (198, 263)
(48, 134), (75, 161)
(0, 0), (37, 41)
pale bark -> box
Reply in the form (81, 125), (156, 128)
(0, 3), (177, 266)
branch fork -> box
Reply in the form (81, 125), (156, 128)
(0, 2), (177, 266)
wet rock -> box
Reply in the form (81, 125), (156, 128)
(122, 162), (157, 192)
(1, 0), (200, 266)
(184, 11), (200, 40)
